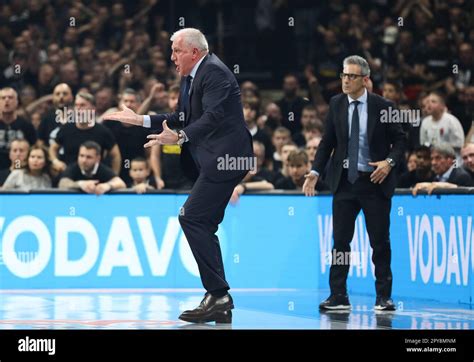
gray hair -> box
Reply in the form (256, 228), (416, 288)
(343, 55), (370, 76)
(432, 143), (456, 159)
(170, 28), (209, 52)
(122, 88), (142, 103)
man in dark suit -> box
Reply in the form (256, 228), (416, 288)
(303, 55), (406, 311)
(412, 143), (473, 194)
(104, 28), (253, 324)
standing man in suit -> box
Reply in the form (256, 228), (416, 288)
(104, 28), (253, 323)
(303, 55), (405, 311)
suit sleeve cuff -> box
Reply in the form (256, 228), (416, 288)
(179, 130), (189, 142)
(143, 115), (151, 128)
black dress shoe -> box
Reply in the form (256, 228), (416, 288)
(179, 293), (234, 324)
(374, 296), (396, 311)
(319, 294), (351, 310)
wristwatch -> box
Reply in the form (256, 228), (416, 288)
(177, 130), (186, 145)
(385, 157), (396, 167)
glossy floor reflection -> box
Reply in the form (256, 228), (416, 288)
(0, 289), (472, 329)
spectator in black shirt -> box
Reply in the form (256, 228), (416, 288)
(276, 74), (310, 135)
(37, 83), (74, 147)
(398, 146), (434, 188)
(0, 87), (37, 170)
(50, 92), (121, 175)
(58, 141), (125, 195)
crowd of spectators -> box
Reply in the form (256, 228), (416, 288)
(0, 0), (472, 197)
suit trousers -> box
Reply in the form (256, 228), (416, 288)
(330, 171), (393, 298)
(178, 171), (246, 293)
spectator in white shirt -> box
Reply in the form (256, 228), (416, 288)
(419, 92), (465, 156)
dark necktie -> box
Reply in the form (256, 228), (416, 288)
(182, 75), (193, 115)
(347, 100), (360, 184)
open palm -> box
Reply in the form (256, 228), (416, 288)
(102, 105), (143, 126)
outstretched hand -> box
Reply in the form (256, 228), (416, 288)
(144, 120), (179, 148)
(303, 172), (318, 196)
(102, 105), (143, 126)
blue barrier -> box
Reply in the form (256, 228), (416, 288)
(0, 193), (472, 304)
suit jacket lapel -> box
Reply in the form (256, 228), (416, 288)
(339, 96), (349, 148)
(367, 93), (376, 143)
(185, 54), (211, 125)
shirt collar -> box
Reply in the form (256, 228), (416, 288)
(439, 165), (454, 181)
(189, 54), (207, 79)
(248, 124), (258, 136)
(347, 88), (368, 105)
(81, 162), (99, 177)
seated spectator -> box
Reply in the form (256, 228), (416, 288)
(128, 157), (157, 194)
(419, 92), (465, 155)
(398, 146), (435, 188)
(413, 144), (472, 195)
(103, 89), (156, 185)
(246, 140), (281, 184)
(0, 87), (37, 170)
(275, 142), (298, 178)
(3, 145), (51, 191)
(293, 118), (324, 147)
(0, 138), (30, 186)
(305, 136), (321, 163)
(50, 92), (121, 175)
(257, 102), (283, 134)
(58, 141), (126, 195)
(276, 74), (310, 135)
(275, 150), (326, 191)
(461, 143), (474, 179)
(271, 127), (292, 172)
(406, 151), (417, 172)
(37, 83), (73, 147)
(243, 100), (273, 164)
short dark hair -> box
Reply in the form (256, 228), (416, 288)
(287, 149), (309, 165)
(80, 141), (102, 155)
(428, 91), (446, 105)
(131, 157), (149, 167)
(302, 104), (317, 113)
(415, 145), (431, 159)
(383, 80), (402, 94)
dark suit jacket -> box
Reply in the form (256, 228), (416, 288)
(446, 167), (473, 186)
(149, 53), (253, 182)
(312, 92), (406, 198)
